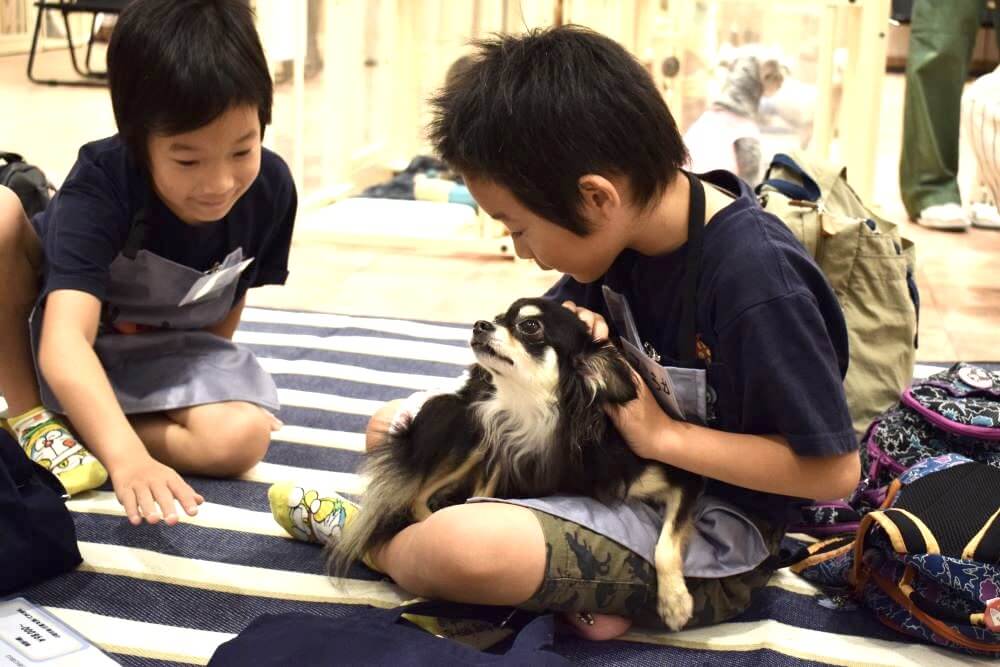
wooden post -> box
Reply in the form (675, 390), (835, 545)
(839, 0), (889, 202)
(810, 2), (840, 162)
(291, 0), (308, 196)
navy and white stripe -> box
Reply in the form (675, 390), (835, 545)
(15, 309), (984, 666)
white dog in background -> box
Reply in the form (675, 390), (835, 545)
(684, 45), (785, 185)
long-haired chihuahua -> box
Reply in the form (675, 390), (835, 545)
(330, 297), (704, 630)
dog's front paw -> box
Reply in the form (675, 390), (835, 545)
(656, 585), (694, 632)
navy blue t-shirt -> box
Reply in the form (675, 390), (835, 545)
(32, 135), (296, 306)
(546, 170), (856, 521)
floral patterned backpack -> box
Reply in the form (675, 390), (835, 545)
(792, 363), (1000, 536)
(791, 454), (1000, 656)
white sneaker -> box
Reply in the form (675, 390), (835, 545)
(916, 203), (970, 231)
(970, 202), (1000, 230)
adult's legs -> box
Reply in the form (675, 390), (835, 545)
(899, 0), (982, 222)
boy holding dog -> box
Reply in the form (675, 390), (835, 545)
(270, 25), (858, 639)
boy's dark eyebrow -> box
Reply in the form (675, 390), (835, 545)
(168, 131), (258, 153)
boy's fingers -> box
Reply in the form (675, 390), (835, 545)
(168, 477), (202, 516)
(603, 403), (628, 430)
(260, 407), (284, 431)
(593, 319), (609, 341)
(134, 487), (162, 525)
(561, 300), (608, 340)
(151, 482), (179, 524)
(119, 489), (141, 525)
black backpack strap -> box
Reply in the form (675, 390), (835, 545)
(871, 508), (939, 555)
(0, 151), (24, 165)
(787, 534), (855, 573)
(677, 171), (706, 365)
(965, 508), (1000, 562)
(121, 178), (154, 260)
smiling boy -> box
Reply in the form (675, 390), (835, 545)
(0, 0), (294, 524)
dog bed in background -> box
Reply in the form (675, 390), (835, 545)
(13, 308), (992, 666)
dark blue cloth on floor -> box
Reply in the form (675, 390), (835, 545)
(0, 430), (81, 596)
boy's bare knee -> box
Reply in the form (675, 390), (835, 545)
(366, 399), (404, 452)
(390, 504), (546, 604)
(0, 188), (42, 309)
(0, 188), (33, 246)
(0, 185), (22, 228)
(202, 403), (271, 475)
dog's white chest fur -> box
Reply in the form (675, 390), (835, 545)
(474, 347), (561, 481)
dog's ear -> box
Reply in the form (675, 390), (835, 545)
(576, 343), (638, 406)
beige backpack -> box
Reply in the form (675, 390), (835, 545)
(757, 152), (918, 438)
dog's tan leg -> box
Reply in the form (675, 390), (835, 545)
(653, 487), (694, 631)
(472, 468), (501, 498)
(411, 452), (485, 521)
(627, 468), (695, 631)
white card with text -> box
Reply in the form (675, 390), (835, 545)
(0, 598), (118, 666)
(178, 257), (254, 307)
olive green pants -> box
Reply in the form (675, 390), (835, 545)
(519, 509), (783, 630)
(900, 0), (997, 218)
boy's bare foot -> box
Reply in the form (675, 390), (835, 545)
(561, 612), (633, 640)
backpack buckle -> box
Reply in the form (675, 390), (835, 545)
(985, 598), (1000, 632)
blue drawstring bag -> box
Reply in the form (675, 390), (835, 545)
(0, 429), (81, 595)
(209, 601), (572, 666)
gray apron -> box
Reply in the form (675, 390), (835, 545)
(470, 494), (771, 578)
(32, 221), (279, 415)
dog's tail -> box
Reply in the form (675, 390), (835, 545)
(326, 443), (423, 576)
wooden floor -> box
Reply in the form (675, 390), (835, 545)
(2, 48), (997, 362)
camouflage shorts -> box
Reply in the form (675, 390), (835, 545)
(519, 508), (783, 630)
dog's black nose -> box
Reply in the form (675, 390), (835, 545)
(473, 320), (495, 334)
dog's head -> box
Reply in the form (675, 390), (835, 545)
(469, 297), (638, 494)
(471, 297), (636, 409)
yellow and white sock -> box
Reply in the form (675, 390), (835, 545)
(9, 406), (107, 497)
(267, 481), (381, 571)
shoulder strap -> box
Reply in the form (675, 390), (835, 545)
(864, 508), (940, 556)
(678, 171), (706, 364)
(787, 534), (855, 574)
(867, 567), (1000, 655)
(122, 177), (154, 260)
(757, 153), (822, 203)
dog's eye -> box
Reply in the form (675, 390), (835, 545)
(517, 319), (543, 336)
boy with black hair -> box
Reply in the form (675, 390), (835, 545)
(0, 0), (295, 526)
(269, 25), (858, 638)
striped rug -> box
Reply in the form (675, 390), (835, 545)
(14, 308), (994, 666)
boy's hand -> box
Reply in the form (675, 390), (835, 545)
(604, 368), (676, 462)
(561, 301), (609, 341)
(387, 373), (469, 434)
(109, 455), (204, 526)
